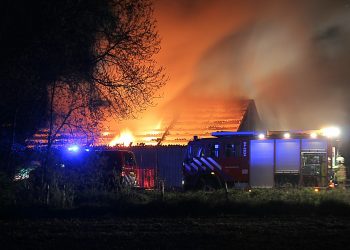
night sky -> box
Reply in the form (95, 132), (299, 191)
(134, 0), (350, 134)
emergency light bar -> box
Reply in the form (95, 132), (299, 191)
(211, 128), (339, 139)
(211, 131), (257, 137)
(67, 145), (91, 153)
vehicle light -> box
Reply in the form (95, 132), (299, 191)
(310, 132), (317, 139)
(68, 145), (80, 152)
(314, 188), (320, 192)
(258, 133), (265, 139)
(210, 171), (215, 175)
(321, 127), (340, 138)
(283, 133), (291, 139)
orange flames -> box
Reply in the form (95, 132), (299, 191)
(109, 129), (134, 147)
(104, 118), (164, 146)
(103, 96), (250, 146)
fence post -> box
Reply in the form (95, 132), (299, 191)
(62, 184), (66, 208)
(46, 184), (50, 205)
(160, 180), (165, 201)
(224, 182), (229, 202)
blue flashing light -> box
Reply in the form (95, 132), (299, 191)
(85, 148), (90, 152)
(67, 145), (80, 152)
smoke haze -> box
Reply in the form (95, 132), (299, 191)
(108, 0), (350, 138)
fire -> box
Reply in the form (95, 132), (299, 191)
(109, 129), (134, 146)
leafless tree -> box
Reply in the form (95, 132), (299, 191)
(44, 0), (166, 149)
(16, 0), (167, 199)
(0, 0), (165, 182)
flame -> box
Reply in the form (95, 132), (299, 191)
(109, 129), (134, 146)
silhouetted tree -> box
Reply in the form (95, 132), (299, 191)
(0, 0), (165, 172)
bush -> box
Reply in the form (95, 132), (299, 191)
(0, 172), (16, 207)
(6, 150), (350, 217)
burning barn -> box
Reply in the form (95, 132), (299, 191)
(27, 97), (262, 189)
(26, 96), (261, 189)
(23, 97), (344, 190)
(125, 98), (262, 188)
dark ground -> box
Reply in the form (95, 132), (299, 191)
(1, 215), (350, 250)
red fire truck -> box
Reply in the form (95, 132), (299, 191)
(93, 149), (138, 188)
(55, 146), (138, 188)
(85, 148), (155, 189)
(64, 146), (159, 189)
(183, 130), (339, 190)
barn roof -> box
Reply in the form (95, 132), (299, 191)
(27, 97), (262, 147)
(135, 97), (262, 145)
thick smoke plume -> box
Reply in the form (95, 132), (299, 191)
(109, 0), (350, 139)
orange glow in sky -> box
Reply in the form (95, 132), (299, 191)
(105, 0), (350, 140)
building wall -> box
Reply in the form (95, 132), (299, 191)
(131, 146), (187, 188)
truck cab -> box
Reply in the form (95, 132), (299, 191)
(183, 132), (252, 190)
(63, 147), (138, 188)
(94, 149), (138, 188)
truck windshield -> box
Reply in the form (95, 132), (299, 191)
(188, 145), (204, 158)
(98, 151), (122, 170)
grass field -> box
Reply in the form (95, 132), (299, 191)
(1, 188), (350, 249)
(2, 188), (350, 217)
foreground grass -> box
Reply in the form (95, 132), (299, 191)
(2, 189), (350, 249)
(1, 188), (350, 218)
(2, 216), (350, 249)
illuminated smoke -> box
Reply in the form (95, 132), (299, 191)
(156, 0), (350, 129)
(106, 0), (350, 140)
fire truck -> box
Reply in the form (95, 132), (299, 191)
(182, 129), (341, 190)
(94, 149), (138, 188)
(59, 146), (138, 188)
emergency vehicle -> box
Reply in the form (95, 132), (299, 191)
(61, 146), (138, 188)
(182, 129), (340, 190)
(94, 149), (138, 188)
